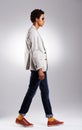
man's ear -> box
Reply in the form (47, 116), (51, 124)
(36, 18), (39, 22)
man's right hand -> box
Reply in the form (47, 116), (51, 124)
(38, 69), (45, 80)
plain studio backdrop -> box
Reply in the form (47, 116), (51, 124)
(0, 0), (82, 129)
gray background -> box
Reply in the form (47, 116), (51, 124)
(0, 0), (82, 119)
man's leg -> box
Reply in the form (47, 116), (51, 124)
(15, 70), (40, 126)
(39, 71), (53, 118)
(39, 71), (64, 126)
(19, 70), (40, 115)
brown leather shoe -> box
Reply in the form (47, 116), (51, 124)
(47, 119), (64, 126)
(15, 117), (33, 127)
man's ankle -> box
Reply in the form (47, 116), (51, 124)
(48, 117), (55, 122)
(17, 114), (24, 120)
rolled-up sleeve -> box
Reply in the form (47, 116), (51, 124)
(29, 30), (43, 70)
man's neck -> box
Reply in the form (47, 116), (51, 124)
(33, 23), (40, 30)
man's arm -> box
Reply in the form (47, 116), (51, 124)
(30, 30), (45, 80)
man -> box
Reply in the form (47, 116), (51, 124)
(15, 9), (64, 127)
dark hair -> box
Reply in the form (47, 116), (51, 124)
(30, 9), (44, 23)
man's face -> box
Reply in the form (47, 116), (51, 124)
(36, 14), (45, 27)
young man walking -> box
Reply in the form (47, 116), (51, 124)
(15, 9), (64, 127)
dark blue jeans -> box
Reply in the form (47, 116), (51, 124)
(19, 70), (53, 118)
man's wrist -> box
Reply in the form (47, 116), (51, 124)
(38, 68), (42, 72)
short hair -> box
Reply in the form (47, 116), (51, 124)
(30, 9), (44, 23)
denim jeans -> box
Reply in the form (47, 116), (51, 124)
(19, 70), (53, 118)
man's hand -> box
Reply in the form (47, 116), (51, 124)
(38, 69), (45, 80)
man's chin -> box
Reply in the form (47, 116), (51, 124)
(40, 24), (44, 27)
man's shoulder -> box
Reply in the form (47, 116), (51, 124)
(28, 25), (37, 34)
(26, 26), (37, 40)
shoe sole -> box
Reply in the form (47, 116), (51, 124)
(48, 122), (64, 127)
(15, 121), (33, 127)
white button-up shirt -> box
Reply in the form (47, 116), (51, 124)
(25, 25), (48, 72)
